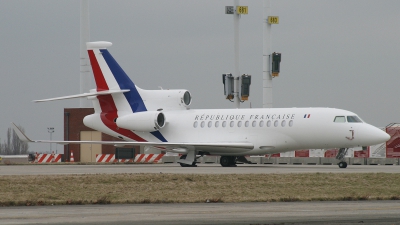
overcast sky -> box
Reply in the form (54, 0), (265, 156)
(0, 0), (399, 153)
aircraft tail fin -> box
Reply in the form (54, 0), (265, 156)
(86, 41), (147, 113)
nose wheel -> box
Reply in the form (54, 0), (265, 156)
(338, 161), (347, 168)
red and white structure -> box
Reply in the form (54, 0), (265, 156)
(96, 154), (164, 163)
(34, 153), (62, 163)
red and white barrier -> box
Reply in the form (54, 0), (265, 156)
(134, 154), (164, 163)
(35, 153), (62, 163)
(96, 154), (117, 163)
(95, 154), (164, 163)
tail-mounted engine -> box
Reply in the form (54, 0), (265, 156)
(116, 111), (166, 132)
(139, 89), (192, 111)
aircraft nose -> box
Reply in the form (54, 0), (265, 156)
(371, 126), (390, 144)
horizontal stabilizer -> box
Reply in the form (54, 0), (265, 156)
(11, 123), (254, 151)
(33, 89), (130, 102)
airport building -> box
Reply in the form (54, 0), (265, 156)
(63, 108), (139, 162)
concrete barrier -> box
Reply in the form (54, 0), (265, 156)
(283, 157), (320, 165)
(162, 156), (177, 163)
(202, 156), (218, 164)
(384, 158), (399, 165)
(262, 157), (276, 164)
(276, 157), (291, 164)
(0, 155), (29, 164)
(320, 158), (339, 165)
(247, 156), (262, 164)
(350, 158), (367, 165)
(367, 158), (385, 165)
(290, 157), (304, 165)
(367, 158), (399, 165)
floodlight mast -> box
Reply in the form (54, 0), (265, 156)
(224, 1), (249, 108)
(263, 0), (280, 108)
(233, 0), (240, 108)
(263, 0), (272, 108)
(80, 0), (91, 108)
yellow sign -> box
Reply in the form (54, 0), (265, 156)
(236, 6), (248, 14)
(268, 16), (279, 24)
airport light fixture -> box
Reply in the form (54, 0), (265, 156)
(263, 1), (281, 108)
(225, 1), (249, 108)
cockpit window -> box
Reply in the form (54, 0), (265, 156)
(334, 116), (346, 123)
(347, 116), (362, 123)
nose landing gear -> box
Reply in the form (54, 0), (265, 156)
(336, 148), (348, 169)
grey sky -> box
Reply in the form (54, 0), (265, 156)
(0, 0), (399, 153)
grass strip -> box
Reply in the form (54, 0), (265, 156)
(1, 173), (399, 206)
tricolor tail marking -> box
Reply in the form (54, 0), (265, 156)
(87, 43), (167, 142)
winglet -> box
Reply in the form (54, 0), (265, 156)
(11, 123), (33, 142)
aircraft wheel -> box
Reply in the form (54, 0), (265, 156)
(220, 156), (231, 167)
(338, 161), (347, 168)
(229, 156), (237, 167)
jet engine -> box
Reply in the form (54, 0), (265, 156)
(139, 89), (192, 111)
(116, 111), (166, 132)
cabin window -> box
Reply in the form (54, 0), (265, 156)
(259, 121), (264, 127)
(230, 121), (234, 127)
(245, 121), (249, 127)
(215, 121), (219, 127)
(193, 121), (198, 128)
(274, 120), (279, 127)
(222, 121), (227, 127)
(237, 121), (242, 127)
(347, 116), (362, 123)
(334, 116), (346, 123)
(201, 121), (205, 128)
(267, 120), (271, 127)
(289, 120), (293, 127)
(208, 121), (212, 128)
(281, 120), (286, 127)
(252, 121), (257, 127)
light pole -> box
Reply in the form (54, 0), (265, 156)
(47, 127), (54, 153)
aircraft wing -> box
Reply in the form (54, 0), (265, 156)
(11, 123), (253, 151)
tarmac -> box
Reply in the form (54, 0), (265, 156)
(1, 201), (400, 225)
(0, 163), (399, 175)
(1, 164), (400, 224)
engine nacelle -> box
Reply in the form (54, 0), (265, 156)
(139, 89), (192, 111)
(116, 111), (166, 132)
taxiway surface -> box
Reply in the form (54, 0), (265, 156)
(1, 201), (400, 225)
(0, 163), (399, 175)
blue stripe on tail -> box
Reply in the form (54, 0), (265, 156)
(100, 49), (147, 113)
(100, 49), (168, 142)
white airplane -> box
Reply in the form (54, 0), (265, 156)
(13, 41), (390, 168)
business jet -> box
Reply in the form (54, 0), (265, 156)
(12, 41), (390, 168)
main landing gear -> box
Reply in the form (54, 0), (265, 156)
(336, 148), (348, 168)
(179, 155), (197, 167)
(179, 154), (251, 167)
(220, 156), (237, 167)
